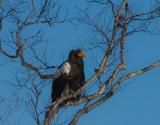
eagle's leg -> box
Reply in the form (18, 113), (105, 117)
(61, 84), (70, 96)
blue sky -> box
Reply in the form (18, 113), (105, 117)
(0, 0), (160, 125)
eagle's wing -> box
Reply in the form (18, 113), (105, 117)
(52, 61), (71, 103)
(54, 61), (71, 79)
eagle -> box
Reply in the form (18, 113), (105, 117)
(51, 49), (86, 106)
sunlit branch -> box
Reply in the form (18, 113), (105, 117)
(69, 60), (160, 125)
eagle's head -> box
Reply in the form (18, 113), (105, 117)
(68, 49), (86, 61)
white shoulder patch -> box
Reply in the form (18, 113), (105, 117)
(54, 62), (71, 79)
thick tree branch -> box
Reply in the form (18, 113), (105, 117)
(100, 0), (127, 69)
(69, 60), (160, 125)
(110, 60), (160, 92)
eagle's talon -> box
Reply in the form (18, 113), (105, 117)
(69, 101), (74, 105)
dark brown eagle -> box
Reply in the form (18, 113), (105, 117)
(51, 49), (86, 105)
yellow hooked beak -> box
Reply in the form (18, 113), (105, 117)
(77, 51), (86, 57)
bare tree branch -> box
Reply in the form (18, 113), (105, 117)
(69, 60), (160, 125)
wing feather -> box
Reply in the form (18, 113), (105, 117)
(54, 62), (71, 79)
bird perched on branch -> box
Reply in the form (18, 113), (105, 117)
(51, 49), (86, 106)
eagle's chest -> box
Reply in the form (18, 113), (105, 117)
(69, 63), (82, 78)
